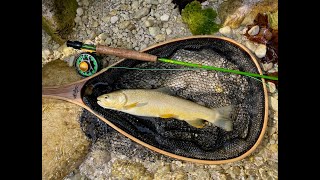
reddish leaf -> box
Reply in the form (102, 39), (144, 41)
(261, 46), (278, 63)
(245, 27), (273, 44)
(269, 29), (278, 50)
(254, 13), (269, 27)
(261, 29), (278, 63)
(262, 28), (273, 41)
(245, 13), (278, 64)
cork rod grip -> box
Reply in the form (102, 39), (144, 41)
(96, 45), (158, 62)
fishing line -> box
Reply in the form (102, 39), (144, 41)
(245, 76), (278, 93)
(106, 67), (203, 71)
(106, 66), (278, 93)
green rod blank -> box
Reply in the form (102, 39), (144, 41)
(158, 58), (278, 81)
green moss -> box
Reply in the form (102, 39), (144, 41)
(42, 17), (65, 45)
(42, 0), (78, 45)
(53, 0), (78, 35)
(181, 1), (220, 35)
(267, 10), (278, 30)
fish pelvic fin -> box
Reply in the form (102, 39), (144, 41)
(123, 102), (148, 110)
(186, 119), (206, 128)
(209, 105), (233, 131)
(160, 114), (177, 118)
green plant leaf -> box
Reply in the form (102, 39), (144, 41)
(181, 1), (220, 35)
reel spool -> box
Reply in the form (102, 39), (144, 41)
(74, 53), (102, 77)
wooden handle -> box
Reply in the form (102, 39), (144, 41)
(96, 45), (158, 62)
(42, 81), (86, 105)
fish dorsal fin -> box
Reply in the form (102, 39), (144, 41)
(152, 87), (175, 96)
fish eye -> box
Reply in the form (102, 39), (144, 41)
(104, 95), (109, 99)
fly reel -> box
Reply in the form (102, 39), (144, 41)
(74, 53), (102, 77)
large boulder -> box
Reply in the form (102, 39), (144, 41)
(218, 0), (278, 29)
(42, 60), (90, 180)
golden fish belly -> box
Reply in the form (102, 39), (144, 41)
(120, 90), (214, 121)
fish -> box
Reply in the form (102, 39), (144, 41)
(97, 89), (233, 131)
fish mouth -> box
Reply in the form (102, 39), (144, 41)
(97, 99), (103, 106)
(97, 96), (103, 101)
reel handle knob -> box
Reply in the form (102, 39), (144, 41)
(67, 40), (83, 50)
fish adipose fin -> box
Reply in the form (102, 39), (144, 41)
(186, 119), (206, 128)
(209, 105), (233, 131)
(123, 102), (148, 109)
(160, 114), (177, 118)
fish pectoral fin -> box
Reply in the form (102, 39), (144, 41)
(186, 119), (206, 128)
(123, 102), (148, 110)
(123, 102), (138, 109)
(160, 114), (177, 118)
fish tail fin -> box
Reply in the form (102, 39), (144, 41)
(208, 105), (233, 131)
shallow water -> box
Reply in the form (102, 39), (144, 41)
(42, 0), (278, 178)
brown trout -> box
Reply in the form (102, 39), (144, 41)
(97, 89), (233, 131)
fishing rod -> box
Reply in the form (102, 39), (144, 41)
(67, 40), (278, 81)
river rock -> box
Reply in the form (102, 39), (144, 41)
(149, 27), (160, 36)
(219, 26), (232, 37)
(245, 41), (257, 52)
(255, 44), (267, 58)
(248, 25), (259, 36)
(144, 20), (154, 27)
(160, 14), (170, 21)
(76, 8), (83, 16)
(119, 21), (131, 29)
(134, 7), (150, 19)
(110, 16), (119, 24)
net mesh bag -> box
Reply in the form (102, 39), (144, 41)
(79, 38), (265, 160)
